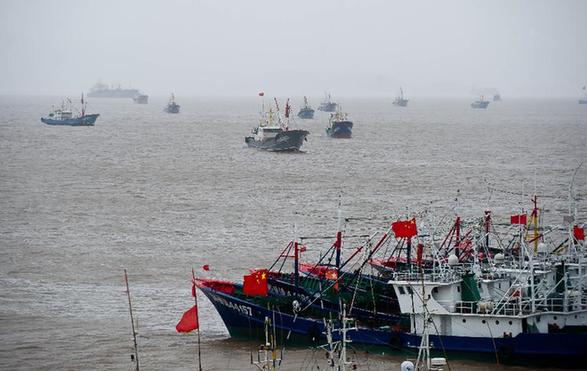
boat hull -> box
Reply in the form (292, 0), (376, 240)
(245, 129), (309, 151)
(164, 106), (180, 113)
(297, 108), (314, 119)
(471, 101), (490, 109)
(318, 103), (337, 112)
(199, 284), (587, 365)
(326, 121), (353, 138)
(579, 99), (587, 104)
(40, 114), (99, 126)
(88, 89), (138, 98)
(393, 99), (408, 107)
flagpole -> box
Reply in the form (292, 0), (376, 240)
(124, 269), (140, 371)
(192, 268), (202, 371)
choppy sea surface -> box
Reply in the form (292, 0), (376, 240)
(0, 95), (586, 370)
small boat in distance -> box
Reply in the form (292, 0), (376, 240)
(297, 96), (315, 119)
(392, 87), (409, 107)
(41, 94), (99, 126)
(326, 107), (353, 138)
(245, 97), (309, 151)
(471, 96), (490, 109)
(164, 94), (180, 113)
(88, 82), (139, 98)
(133, 93), (149, 104)
(493, 93), (502, 102)
(318, 93), (337, 112)
(579, 86), (587, 104)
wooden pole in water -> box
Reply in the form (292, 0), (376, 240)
(124, 269), (140, 371)
(192, 268), (202, 371)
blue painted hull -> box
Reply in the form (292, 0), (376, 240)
(297, 108), (314, 119)
(200, 284), (587, 364)
(41, 114), (99, 126)
(326, 121), (353, 138)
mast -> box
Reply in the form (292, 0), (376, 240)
(81, 93), (85, 117)
(192, 268), (203, 371)
(124, 269), (140, 371)
(284, 99), (290, 130)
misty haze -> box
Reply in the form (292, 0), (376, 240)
(1, 1), (587, 371)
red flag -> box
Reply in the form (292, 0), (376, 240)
(258, 91), (264, 97)
(202, 265), (210, 271)
(324, 269), (339, 290)
(243, 269), (268, 296)
(392, 218), (418, 238)
(510, 214), (527, 225)
(574, 226), (585, 241)
(176, 305), (199, 333)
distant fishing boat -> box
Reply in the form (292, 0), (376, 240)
(297, 96), (315, 119)
(493, 93), (502, 102)
(471, 96), (490, 109)
(41, 94), (99, 126)
(164, 93), (180, 113)
(133, 93), (149, 104)
(326, 107), (353, 138)
(392, 87), (409, 107)
(318, 93), (337, 112)
(579, 86), (587, 104)
(88, 82), (139, 98)
(245, 95), (309, 151)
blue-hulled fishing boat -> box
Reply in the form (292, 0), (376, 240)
(41, 94), (99, 126)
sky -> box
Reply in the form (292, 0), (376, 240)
(0, 0), (586, 97)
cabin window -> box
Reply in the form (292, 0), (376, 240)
(498, 283), (501, 289)
(398, 287), (405, 295)
(433, 287), (438, 293)
(407, 287), (413, 294)
(478, 283), (482, 289)
(495, 320), (500, 325)
(457, 287), (460, 293)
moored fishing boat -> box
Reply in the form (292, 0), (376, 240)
(326, 108), (353, 138)
(297, 96), (315, 119)
(471, 96), (490, 109)
(245, 95), (309, 151)
(318, 93), (337, 112)
(133, 93), (149, 104)
(190, 193), (587, 365)
(393, 87), (409, 107)
(164, 93), (180, 113)
(40, 94), (99, 126)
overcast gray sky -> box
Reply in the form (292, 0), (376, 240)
(1, 0), (586, 97)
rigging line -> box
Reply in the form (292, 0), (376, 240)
(485, 318), (501, 366)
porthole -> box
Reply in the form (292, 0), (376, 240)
(482, 320), (486, 324)
(495, 320), (500, 325)
(508, 321), (513, 325)
(462, 319), (466, 323)
(553, 316), (557, 320)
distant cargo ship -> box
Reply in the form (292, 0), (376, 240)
(87, 82), (139, 98)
